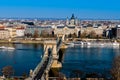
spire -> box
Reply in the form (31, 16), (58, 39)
(75, 17), (78, 26)
(66, 17), (69, 25)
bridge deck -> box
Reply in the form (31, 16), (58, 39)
(27, 39), (63, 80)
(34, 57), (49, 80)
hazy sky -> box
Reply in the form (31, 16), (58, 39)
(0, 0), (120, 19)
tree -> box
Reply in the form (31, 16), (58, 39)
(72, 33), (77, 38)
(26, 33), (32, 38)
(52, 31), (54, 37)
(33, 30), (39, 38)
(22, 72), (27, 79)
(89, 30), (96, 38)
(68, 33), (72, 38)
(78, 31), (81, 38)
(80, 31), (87, 38)
(2, 66), (14, 78)
(40, 30), (48, 38)
(111, 56), (120, 80)
(70, 70), (84, 78)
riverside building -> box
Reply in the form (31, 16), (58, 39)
(116, 25), (120, 38)
(54, 14), (80, 37)
(0, 25), (10, 39)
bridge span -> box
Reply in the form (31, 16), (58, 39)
(26, 37), (64, 80)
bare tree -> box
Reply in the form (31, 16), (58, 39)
(40, 30), (48, 38)
(68, 33), (72, 38)
(72, 33), (77, 38)
(33, 30), (39, 38)
(81, 31), (87, 38)
(70, 70), (84, 78)
(2, 66), (14, 78)
(22, 72), (28, 79)
(52, 31), (54, 37)
(111, 56), (120, 80)
(89, 30), (96, 38)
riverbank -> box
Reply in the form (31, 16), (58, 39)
(0, 40), (44, 44)
(65, 38), (120, 43)
(0, 38), (57, 44)
(0, 38), (120, 44)
(67, 38), (120, 42)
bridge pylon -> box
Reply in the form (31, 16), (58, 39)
(44, 40), (62, 68)
(57, 34), (65, 41)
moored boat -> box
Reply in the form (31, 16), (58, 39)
(73, 41), (84, 46)
(6, 47), (15, 50)
(84, 42), (91, 46)
(112, 41), (119, 47)
(0, 46), (15, 50)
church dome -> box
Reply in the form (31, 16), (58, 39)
(71, 14), (75, 19)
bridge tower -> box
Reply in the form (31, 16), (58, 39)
(57, 34), (65, 41)
(26, 39), (64, 80)
(44, 40), (62, 68)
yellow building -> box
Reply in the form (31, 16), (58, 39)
(54, 26), (79, 36)
(0, 24), (16, 39)
(5, 27), (16, 38)
(0, 24), (10, 39)
(0, 29), (10, 39)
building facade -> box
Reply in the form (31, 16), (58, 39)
(66, 14), (78, 26)
(0, 30), (10, 39)
(54, 14), (80, 36)
(25, 26), (53, 36)
(16, 27), (25, 37)
(54, 26), (79, 36)
(116, 25), (120, 39)
(5, 27), (16, 38)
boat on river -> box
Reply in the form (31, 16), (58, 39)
(0, 46), (15, 50)
(111, 41), (119, 48)
(66, 43), (74, 47)
(84, 42), (91, 46)
(112, 41), (119, 46)
(73, 41), (84, 46)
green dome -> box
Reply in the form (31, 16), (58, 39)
(71, 14), (75, 19)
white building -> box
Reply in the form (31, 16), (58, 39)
(0, 30), (10, 39)
(116, 25), (120, 38)
(54, 14), (80, 36)
(66, 14), (78, 26)
(16, 28), (25, 37)
(5, 27), (16, 38)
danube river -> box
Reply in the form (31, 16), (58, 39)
(0, 44), (120, 77)
(60, 46), (120, 78)
(0, 44), (43, 76)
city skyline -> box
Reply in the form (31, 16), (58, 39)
(0, 0), (120, 19)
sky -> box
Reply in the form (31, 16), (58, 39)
(0, 0), (120, 19)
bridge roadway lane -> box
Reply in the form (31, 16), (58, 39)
(33, 57), (49, 80)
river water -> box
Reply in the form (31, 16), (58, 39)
(0, 44), (120, 77)
(60, 46), (120, 78)
(0, 43), (43, 76)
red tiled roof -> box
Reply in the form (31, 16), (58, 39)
(16, 27), (25, 30)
